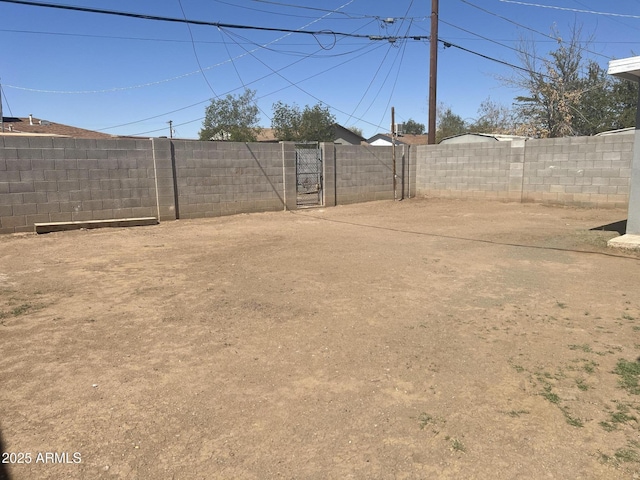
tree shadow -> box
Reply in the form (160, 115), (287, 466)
(590, 220), (627, 235)
(0, 428), (11, 480)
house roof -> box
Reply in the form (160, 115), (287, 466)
(438, 132), (529, 144)
(0, 116), (115, 139)
(256, 128), (279, 142)
(366, 133), (429, 146)
(608, 56), (640, 83)
(594, 127), (635, 136)
(256, 124), (366, 144)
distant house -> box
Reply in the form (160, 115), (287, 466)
(366, 133), (429, 147)
(594, 127), (635, 136)
(438, 132), (529, 144)
(256, 124), (366, 145)
(333, 124), (366, 145)
(0, 115), (115, 138)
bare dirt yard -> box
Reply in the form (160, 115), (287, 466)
(1, 198), (640, 479)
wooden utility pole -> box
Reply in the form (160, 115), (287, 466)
(391, 106), (397, 200)
(428, 0), (439, 145)
(168, 120), (173, 139)
(0, 80), (4, 133)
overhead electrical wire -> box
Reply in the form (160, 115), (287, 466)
(102, 0), (385, 133)
(4, 0), (623, 136)
(0, 0), (429, 41)
(1, 84), (14, 116)
(3, 1), (369, 94)
(128, 33), (392, 137)
(212, 0), (358, 123)
(499, 0), (640, 19)
(250, 0), (430, 23)
(177, 0), (218, 98)
(459, 0), (611, 61)
(373, 0), (417, 129)
(377, 25), (413, 129)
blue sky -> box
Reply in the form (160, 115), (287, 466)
(1, 0), (639, 139)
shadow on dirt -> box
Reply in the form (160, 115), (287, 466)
(590, 220), (627, 235)
(0, 428), (11, 480)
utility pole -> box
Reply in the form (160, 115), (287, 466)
(168, 120), (173, 139)
(428, 0), (439, 145)
(0, 79), (4, 133)
(391, 106), (397, 200)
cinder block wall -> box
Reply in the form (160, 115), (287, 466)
(171, 140), (291, 219)
(415, 141), (520, 200)
(522, 135), (633, 207)
(2, 135), (633, 234)
(415, 135), (633, 207)
(335, 144), (414, 204)
(0, 136), (157, 234)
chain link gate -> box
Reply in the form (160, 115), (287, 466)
(295, 144), (323, 207)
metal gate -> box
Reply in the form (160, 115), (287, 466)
(295, 144), (323, 207)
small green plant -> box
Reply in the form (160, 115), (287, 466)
(569, 344), (592, 353)
(556, 302), (568, 309)
(505, 410), (530, 417)
(451, 439), (465, 452)
(583, 360), (598, 374)
(563, 411), (584, 427)
(614, 359), (640, 395)
(599, 421), (617, 432)
(614, 448), (640, 463)
(417, 413), (433, 430)
(622, 313), (636, 321)
(541, 385), (560, 404)
(11, 304), (31, 316)
(575, 378), (589, 391)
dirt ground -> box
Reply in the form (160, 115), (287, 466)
(1, 198), (640, 479)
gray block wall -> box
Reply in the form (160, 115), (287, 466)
(170, 140), (292, 219)
(2, 135), (635, 234)
(0, 136), (157, 234)
(335, 144), (415, 204)
(415, 135), (633, 207)
(522, 135), (633, 207)
(415, 141), (519, 201)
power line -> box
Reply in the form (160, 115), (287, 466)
(250, 0), (430, 22)
(438, 38), (546, 77)
(4, 10), (373, 94)
(127, 37), (392, 136)
(440, 18), (525, 55)
(0, 0), (430, 41)
(100, 22), (388, 133)
(458, 0), (611, 60)
(177, 0), (218, 98)
(1, 83), (13, 116)
(499, 0), (640, 20)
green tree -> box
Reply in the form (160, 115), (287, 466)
(506, 24), (637, 137)
(435, 104), (467, 143)
(403, 118), (425, 135)
(272, 102), (336, 142)
(468, 98), (516, 134)
(199, 89), (261, 142)
(347, 126), (364, 137)
(610, 77), (638, 129)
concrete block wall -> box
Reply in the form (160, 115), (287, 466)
(415, 135), (633, 207)
(170, 140), (292, 219)
(415, 141), (518, 200)
(522, 135), (634, 207)
(335, 144), (414, 204)
(3, 134), (632, 234)
(0, 136), (157, 234)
